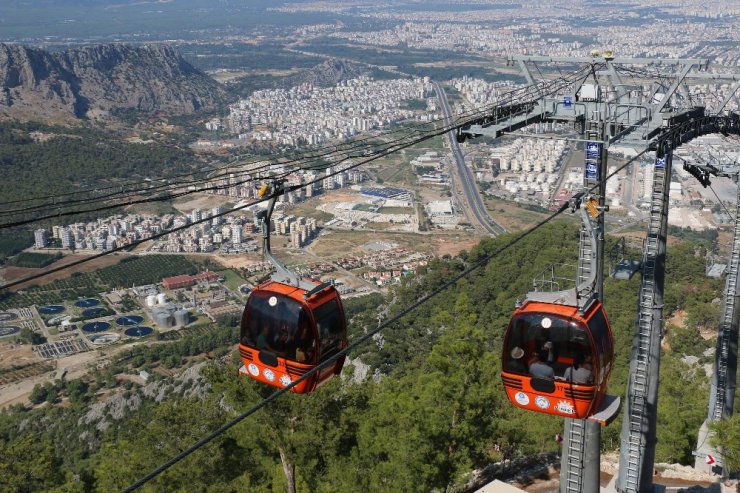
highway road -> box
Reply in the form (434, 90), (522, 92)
(432, 81), (506, 236)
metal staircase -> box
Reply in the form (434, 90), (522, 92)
(711, 183), (740, 421)
(619, 157), (668, 493)
(562, 419), (587, 493)
(685, 159), (740, 473)
(578, 119), (602, 290)
(562, 204), (593, 493)
(578, 227), (594, 287)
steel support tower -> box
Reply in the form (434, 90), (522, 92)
(679, 160), (740, 473)
(456, 54), (739, 491)
(615, 146), (672, 493)
(560, 116), (608, 493)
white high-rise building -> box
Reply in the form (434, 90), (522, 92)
(231, 224), (243, 245)
(60, 228), (73, 249)
(212, 206), (222, 226)
(34, 229), (47, 249)
(191, 208), (202, 224)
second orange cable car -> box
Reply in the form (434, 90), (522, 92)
(501, 298), (615, 422)
(238, 182), (347, 393)
(500, 202), (620, 425)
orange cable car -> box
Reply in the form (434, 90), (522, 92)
(501, 298), (615, 422)
(500, 203), (620, 425)
(238, 183), (347, 393)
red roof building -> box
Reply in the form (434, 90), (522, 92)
(162, 271), (220, 290)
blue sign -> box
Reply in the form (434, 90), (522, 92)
(655, 156), (666, 169)
(586, 142), (601, 160)
(563, 96), (573, 108)
(585, 162), (599, 180)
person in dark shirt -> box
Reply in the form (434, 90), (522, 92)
(529, 350), (555, 379)
(256, 326), (271, 350)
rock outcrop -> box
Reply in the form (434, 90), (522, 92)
(0, 43), (226, 120)
(284, 58), (367, 88)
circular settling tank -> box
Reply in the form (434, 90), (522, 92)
(82, 308), (106, 318)
(75, 298), (100, 308)
(124, 326), (153, 337)
(82, 321), (111, 333)
(0, 326), (21, 337)
(39, 305), (66, 315)
(116, 315), (144, 326)
(0, 312), (19, 322)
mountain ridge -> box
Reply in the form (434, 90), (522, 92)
(0, 43), (226, 120)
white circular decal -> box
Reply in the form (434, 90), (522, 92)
(248, 363), (259, 376)
(263, 368), (275, 382)
(514, 391), (530, 406)
(279, 375), (292, 387)
(268, 296), (278, 307)
(541, 317), (552, 328)
(535, 396), (550, 409)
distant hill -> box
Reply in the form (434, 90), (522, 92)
(0, 43), (227, 120)
(282, 58), (368, 88)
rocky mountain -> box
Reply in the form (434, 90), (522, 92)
(283, 58), (368, 88)
(0, 43), (226, 120)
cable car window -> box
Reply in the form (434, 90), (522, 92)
(241, 292), (316, 363)
(587, 307), (609, 382)
(314, 298), (343, 361)
(506, 312), (593, 379)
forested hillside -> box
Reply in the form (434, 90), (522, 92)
(0, 122), (196, 205)
(0, 223), (728, 492)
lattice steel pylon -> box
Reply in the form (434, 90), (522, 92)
(616, 148), (671, 493)
(680, 161), (740, 474)
(710, 185), (740, 421)
(560, 114), (608, 493)
(456, 54), (740, 492)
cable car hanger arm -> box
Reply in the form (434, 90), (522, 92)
(258, 181), (305, 288)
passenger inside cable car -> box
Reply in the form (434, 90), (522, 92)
(564, 353), (593, 384)
(503, 311), (599, 381)
(528, 350), (554, 379)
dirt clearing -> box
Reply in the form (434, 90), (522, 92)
(1, 253), (125, 291)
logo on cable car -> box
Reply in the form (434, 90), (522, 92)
(541, 317), (552, 329)
(535, 396), (550, 409)
(248, 363), (259, 376)
(268, 296), (278, 307)
(515, 392), (530, 405)
(279, 375), (292, 387)
(556, 400), (575, 414)
(263, 368), (276, 382)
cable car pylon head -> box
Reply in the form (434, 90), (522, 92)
(531, 194), (600, 312)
